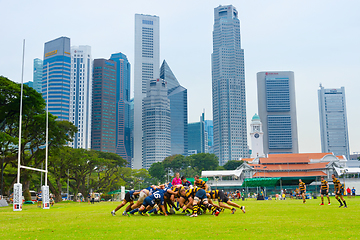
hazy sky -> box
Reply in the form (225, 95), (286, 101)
(1, 0), (359, 155)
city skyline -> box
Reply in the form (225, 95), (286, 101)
(1, 1), (360, 154)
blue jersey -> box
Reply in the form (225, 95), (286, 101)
(183, 180), (191, 187)
(128, 190), (137, 201)
(352, 189), (356, 194)
(148, 190), (165, 205)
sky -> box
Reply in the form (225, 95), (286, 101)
(1, 0), (359, 155)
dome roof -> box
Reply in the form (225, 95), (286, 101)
(252, 113), (260, 121)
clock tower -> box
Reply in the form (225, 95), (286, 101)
(250, 114), (265, 158)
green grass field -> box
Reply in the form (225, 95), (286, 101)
(1, 197), (359, 239)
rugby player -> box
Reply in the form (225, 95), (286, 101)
(111, 190), (140, 216)
(332, 174), (347, 208)
(179, 187), (220, 217)
(194, 175), (208, 191)
(181, 176), (192, 187)
(137, 189), (168, 216)
(299, 179), (306, 203)
(319, 176), (330, 205)
(207, 189), (245, 214)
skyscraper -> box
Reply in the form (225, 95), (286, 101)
(110, 53), (132, 164)
(33, 58), (43, 93)
(69, 46), (92, 149)
(212, 5), (248, 165)
(188, 113), (206, 155)
(133, 14), (160, 169)
(318, 85), (350, 159)
(160, 60), (188, 156)
(142, 78), (171, 169)
(205, 120), (213, 153)
(257, 71), (299, 154)
(91, 59), (117, 153)
(42, 36), (71, 121)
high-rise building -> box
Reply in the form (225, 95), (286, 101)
(33, 58), (43, 93)
(142, 78), (171, 169)
(24, 81), (33, 88)
(91, 59), (117, 153)
(69, 45), (92, 149)
(133, 14), (160, 169)
(318, 85), (350, 159)
(110, 53), (132, 165)
(188, 113), (206, 155)
(160, 60), (188, 156)
(42, 36), (71, 121)
(257, 71), (299, 154)
(212, 5), (248, 165)
(129, 98), (134, 167)
(205, 120), (213, 153)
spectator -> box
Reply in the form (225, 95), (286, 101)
(91, 192), (95, 204)
(347, 187), (351, 198)
(352, 187), (356, 198)
(171, 172), (182, 186)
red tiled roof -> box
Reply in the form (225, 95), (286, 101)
(260, 156), (310, 164)
(249, 162), (329, 170)
(252, 171), (326, 178)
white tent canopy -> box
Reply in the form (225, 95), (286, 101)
(201, 169), (243, 178)
(334, 167), (360, 176)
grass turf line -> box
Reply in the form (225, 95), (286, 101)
(0, 197), (359, 239)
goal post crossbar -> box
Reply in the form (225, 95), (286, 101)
(20, 165), (47, 173)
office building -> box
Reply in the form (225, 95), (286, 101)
(142, 78), (171, 169)
(24, 81), (33, 88)
(69, 45), (92, 149)
(212, 5), (248, 165)
(33, 58), (43, 93)
(257, 71), (299, 154)
(205, 120), (213, 153)
(318, 85), (350, 159)
(42, 36), (71, 121)
(110, 53), (132, 164)
(160, 60), (188, 156)
(133, 14), (160, 169)
(188, 113), (207, 154)
(91, 59), (117, 153)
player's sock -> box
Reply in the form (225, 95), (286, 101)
(337, 199), (343, 206)
(148, 208), (157, 214)
(129, 209), (139, 214)
(192, 205), (199, 215)
(343, 200), (347, 207)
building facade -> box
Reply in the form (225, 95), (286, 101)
(188, 113), (207, 155)
(42, 36), (71, 121)
(212, 5), (248, 165)
(33, 58), (43, 93)
(69, 45), (92, 149)
(133, 14), (160, 169)
(257, 71), (299, 155)
(160, 60), (188, 156)
(318, 85), (350, 159)
(110, 53), (132, 165)
(91, 59), (117, 153)
(205, 120), (213, 153)
(142, 79), (171, 169)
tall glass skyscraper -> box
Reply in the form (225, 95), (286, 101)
(42, 37), (71, 121)
(69, 45), (92, 149)
(110, 53), (132, 164)
(160, 60), (188, 156)
(205, 120), (213, 153)
(212, 5), (248, 165)
(142, 79), (171, 169)
(91, 59), (117, 153)
(33, 58), (43, 93)
(188, 113), (207, 155)
(134, 14), (160, 169)
(318, 85), (349, 159)
(257, 71), (299, 154)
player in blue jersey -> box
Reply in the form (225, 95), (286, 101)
(138, 190), (167, 216)
(111, 190), (140, 216)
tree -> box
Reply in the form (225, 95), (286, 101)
(148, 162), (165, 183)
(190, 153), (219, 172)
(223, 160), (244, 170)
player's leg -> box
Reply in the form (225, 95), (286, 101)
(340, 194), (347, 208)
(320, 194), (324, 205)
(191, 197), (199, 217)
(111, 199), (128, 216)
